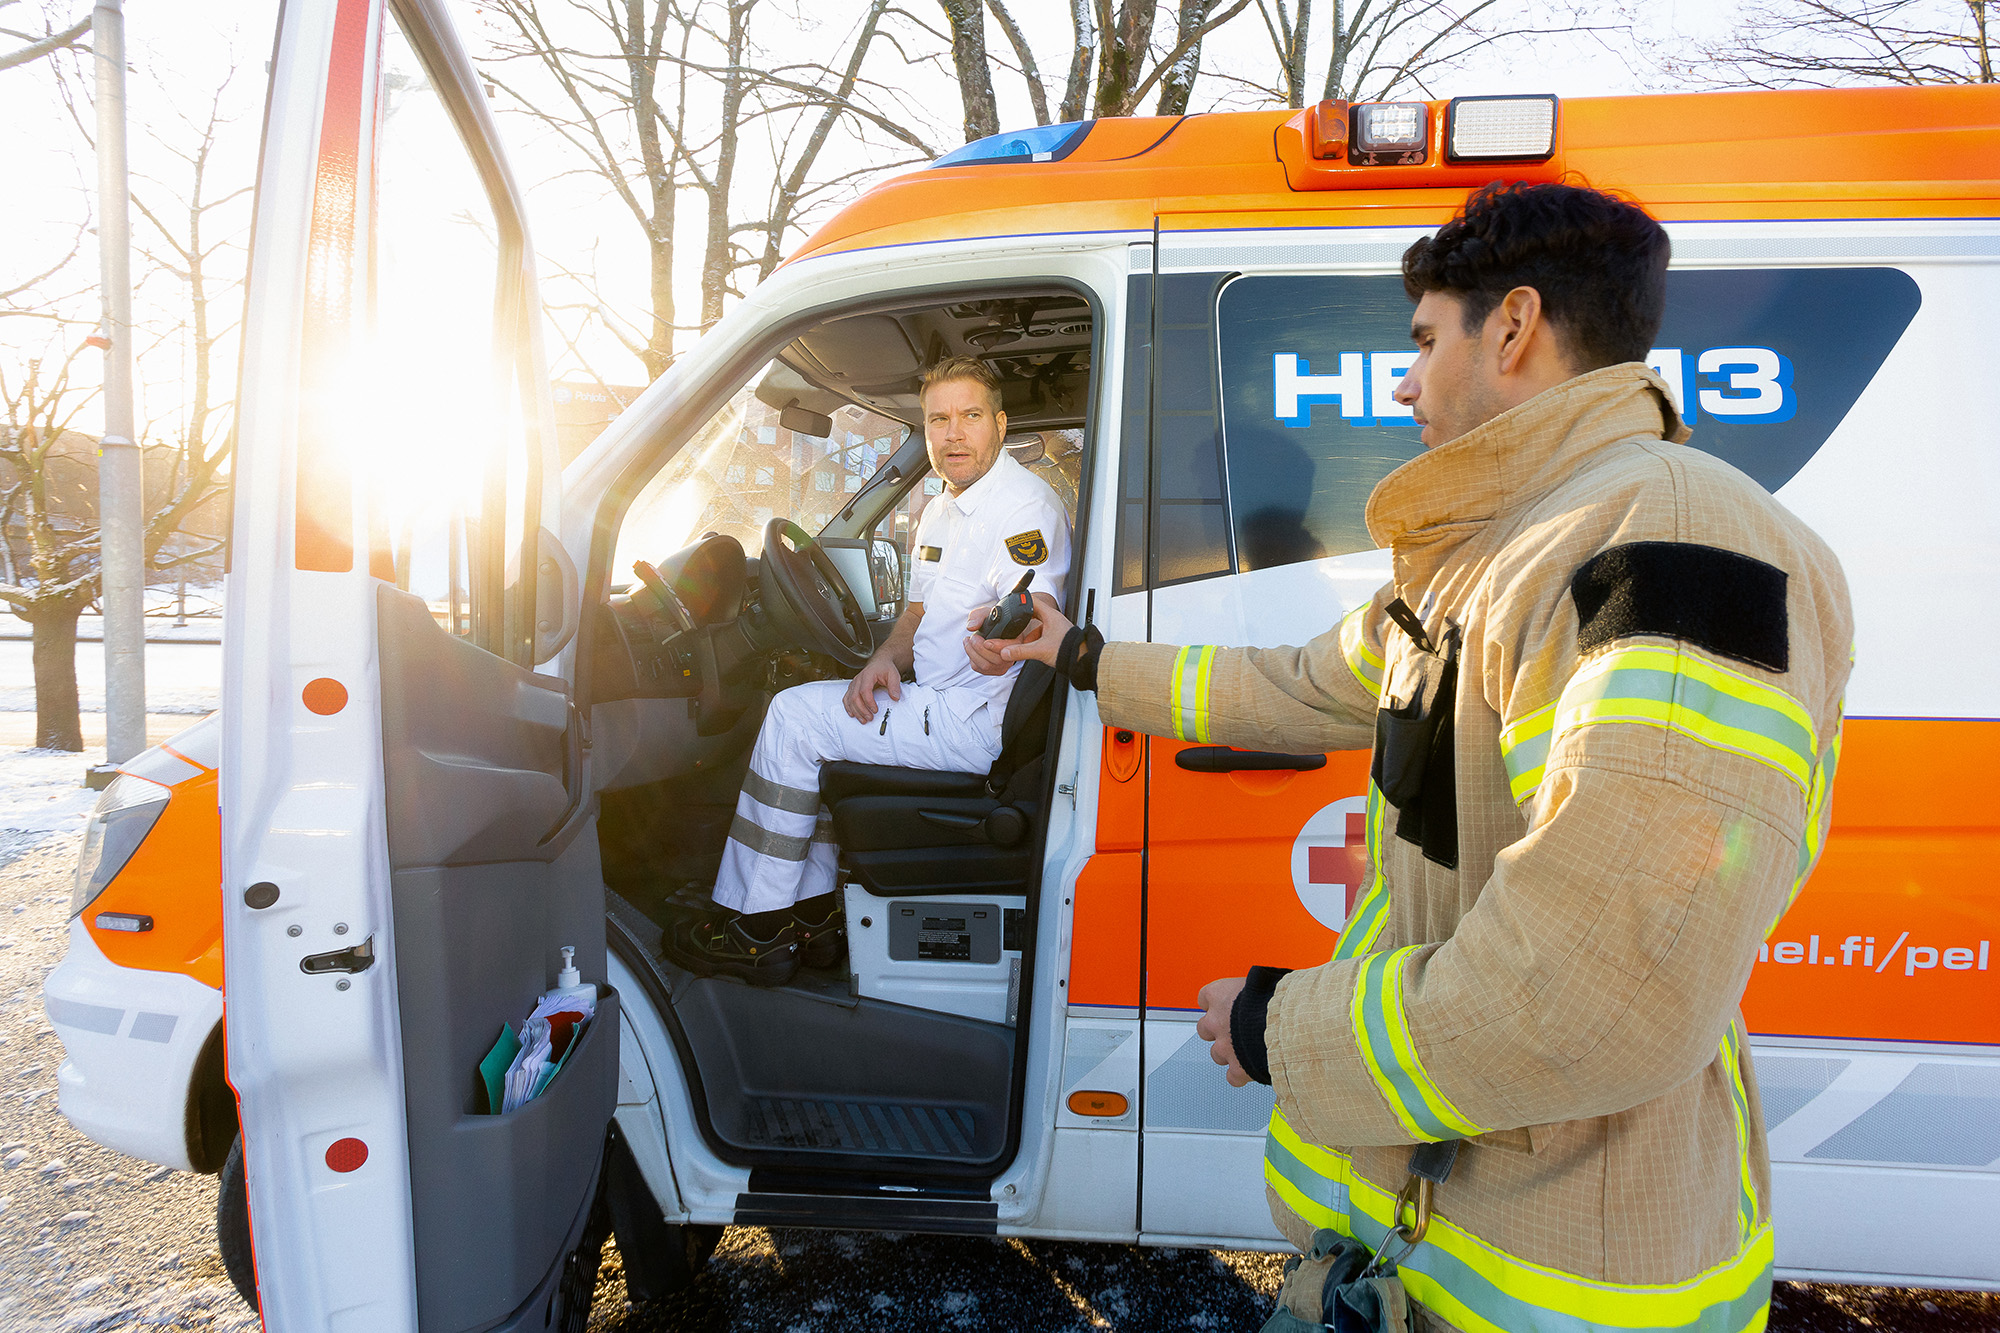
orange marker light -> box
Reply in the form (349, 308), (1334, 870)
(1067, 1091), (1129, 1117)
(302, 677), (348, 715)
(1307, 99), (1349, 160)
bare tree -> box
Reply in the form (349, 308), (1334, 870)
(2, 66), (242, 752)
(943, 0), (1252, 141)
(1, 309), (102, 751)
(0, 0), (88, 73)
(129, 67), (243, 589)
(1254, 0), (1313, 106)
(1675, 0), (1993, 87)
(484, 0), (691, 381)
(485, 0), (928, 378)
(938, 0), (999, 139)
(740, 0), (922, 283)
(1247, 0), (1617, 107)
(1156, 0), (1236, 113)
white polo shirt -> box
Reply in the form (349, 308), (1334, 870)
(908, 449), (1072, 719)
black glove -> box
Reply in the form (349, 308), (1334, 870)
(1230, 965), (1293, 1086)
(1054, 623), (1105, 692)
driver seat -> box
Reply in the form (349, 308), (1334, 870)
(821, 663), (1057, 896)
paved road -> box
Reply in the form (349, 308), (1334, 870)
(2, 832), (1995, 1332)
(0, 639), (221, 719)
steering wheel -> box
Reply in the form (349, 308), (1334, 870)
(759, 517), (874, 669)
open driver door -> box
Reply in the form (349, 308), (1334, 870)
(220, 1), (602, 1327)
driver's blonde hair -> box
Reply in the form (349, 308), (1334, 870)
(919, 355), (1003, 414)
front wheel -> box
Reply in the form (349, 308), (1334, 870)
(217, 1135), (258, 1311)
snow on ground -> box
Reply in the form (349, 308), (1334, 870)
(0, 747), (103, 873)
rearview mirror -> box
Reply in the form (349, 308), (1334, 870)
(780, 401), (833, 438)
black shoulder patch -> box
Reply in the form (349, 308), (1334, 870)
(1571, 542), (1789, 672)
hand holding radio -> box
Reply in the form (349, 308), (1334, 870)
(977, 572), (1037, 639)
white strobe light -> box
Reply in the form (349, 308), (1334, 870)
(1447, 96), (1558, 162)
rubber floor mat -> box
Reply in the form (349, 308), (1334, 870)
(748, 1097), (982, 1157)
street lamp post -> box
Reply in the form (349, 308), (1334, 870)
(94, 0), (146, 766)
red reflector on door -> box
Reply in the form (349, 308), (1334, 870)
(325, 1137), (369, 1173)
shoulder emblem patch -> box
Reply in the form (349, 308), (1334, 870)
(1005, 529), (1048, 566)
(1571, 541), (1790, 672)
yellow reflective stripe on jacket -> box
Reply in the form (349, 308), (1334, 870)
(1339, 605), (1385, 701)
(1556, 646), (1818, 791)
(1718, 1024), (1760, 1246)
(1499, 700), (1558, 806)
(1330, 783), (1390, 962)
(1169, 644), (1218, 742)
(1264, 1106), (1774, 1333)
(1351, 946), (1488, 1142)
(1781, 712), (1842, 921)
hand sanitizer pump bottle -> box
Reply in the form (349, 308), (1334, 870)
(544, 946), (597, 1009)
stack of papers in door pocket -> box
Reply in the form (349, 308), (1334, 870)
(480, 989), (596, 1115)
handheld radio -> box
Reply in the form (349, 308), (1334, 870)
(978, 572), (1038, 640)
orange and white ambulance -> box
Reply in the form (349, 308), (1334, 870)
(43, 0), (2000, 1324)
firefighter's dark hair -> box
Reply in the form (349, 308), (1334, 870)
(919, 355), (1004, 414)
(1401, 181), (1670, 370)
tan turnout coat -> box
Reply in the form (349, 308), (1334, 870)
(1095, 365), (1852, 1308)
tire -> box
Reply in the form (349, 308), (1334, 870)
(554, 1186), (612, 1333)
(216, 1135), (258, 1312)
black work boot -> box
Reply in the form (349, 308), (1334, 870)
(661, 906), (799, 986)
(791, 893), (846, 971)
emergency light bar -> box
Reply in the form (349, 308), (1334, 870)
(1298, 95), (1561, 173)
(1447, 95), (1558, 162)
(934, 120), (1092, 168)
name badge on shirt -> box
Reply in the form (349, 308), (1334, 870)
(919, 545), (943, 562)
(1005, 530), (1048, 565)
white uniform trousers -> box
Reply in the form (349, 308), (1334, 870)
(711, 679), (1005, 915)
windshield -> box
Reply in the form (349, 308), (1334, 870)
(613, 366), (910, 575)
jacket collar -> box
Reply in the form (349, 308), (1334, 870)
(1364, 363), (1689, 548)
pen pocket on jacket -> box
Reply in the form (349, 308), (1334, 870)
(1370, 647), (1460, 868)
(1371, 687), (1439, 808)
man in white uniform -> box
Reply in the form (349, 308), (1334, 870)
(666, 356), (1071, 984)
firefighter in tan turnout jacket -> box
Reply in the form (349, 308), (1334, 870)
(1000, 184), (1851, 1333)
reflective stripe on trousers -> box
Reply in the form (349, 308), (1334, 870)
(1261, 1106), (1772, 1333)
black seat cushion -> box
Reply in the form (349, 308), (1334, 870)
(820, 762), (985, 806)
(820, 664), (1059, 896)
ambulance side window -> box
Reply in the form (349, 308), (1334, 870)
(1216, 274), (1424, 569)
(1153, 273), (1233, 586)
(370, 12), (533, 656)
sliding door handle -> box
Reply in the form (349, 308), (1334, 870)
(1174, 746), (1328, 774)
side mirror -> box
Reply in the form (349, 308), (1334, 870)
(533, 526), (580, 664)
(869, 538), (904, 613)
(780, 401), (833, 438)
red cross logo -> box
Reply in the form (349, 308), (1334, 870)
(1306, 812), (1370, 915)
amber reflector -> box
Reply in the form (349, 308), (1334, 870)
(1067, 1090), (1129, 1117)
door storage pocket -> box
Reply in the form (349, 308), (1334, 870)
(410, 987), (619, 1330)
